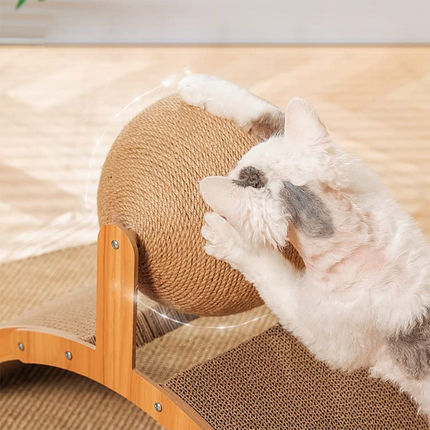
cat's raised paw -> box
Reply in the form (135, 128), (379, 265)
(178, 74), (215, 108)
(201, 212), (244, 263)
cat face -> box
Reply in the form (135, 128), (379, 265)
(200, 98), (355, 249)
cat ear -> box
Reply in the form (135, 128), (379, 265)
(199, 176), (245, 225)
(284, 98), (329, 143)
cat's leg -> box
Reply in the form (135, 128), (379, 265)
(371, 352), (430, 421)
(202, 212), (302, 323)
(178, 74), (284, 140)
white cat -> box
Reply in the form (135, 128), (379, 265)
(178, 74), (430, 418)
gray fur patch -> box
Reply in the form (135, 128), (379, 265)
(388, 312), (430, 379)
(234, 166), (267, 189)
(281, 181), (334, 238)
(249, 110), (285, 141)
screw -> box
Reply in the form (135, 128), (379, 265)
(111, 240), (119, 250)
(154, 402), (162, 412)
(17, 342), (24, 351)
(65, 351), (73, 360)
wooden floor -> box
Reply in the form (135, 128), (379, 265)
(0, 46), (429, 262)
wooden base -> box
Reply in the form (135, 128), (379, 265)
(0, 224), (210, 430)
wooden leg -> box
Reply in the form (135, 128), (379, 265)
(0, 224), (210, 430)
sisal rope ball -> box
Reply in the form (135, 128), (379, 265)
(98, 95), (303, 316)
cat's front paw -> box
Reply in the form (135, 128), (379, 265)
(178, 74), (215, 108)
(201, 212), (247, 265)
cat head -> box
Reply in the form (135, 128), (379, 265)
(200, 98), (358, 249)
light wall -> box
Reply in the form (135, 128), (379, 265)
(0, 0), (429, 44)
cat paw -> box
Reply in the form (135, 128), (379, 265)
(178, 74), (215, 108)
(178, 74), (278, 131)
(201, 212), (246, 264)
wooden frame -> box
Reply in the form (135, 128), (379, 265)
(0, 224), (211, 430)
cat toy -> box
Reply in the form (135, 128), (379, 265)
(98, 94), (303, 316)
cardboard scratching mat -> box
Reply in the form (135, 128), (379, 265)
(98, 94), (303, 316)
(166, 325), (428, 430)
(0, 245), (195, 348)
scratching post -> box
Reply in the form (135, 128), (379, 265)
(0, 224), (210, 430)
(97, 95), (303, 316)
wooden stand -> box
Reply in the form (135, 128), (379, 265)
(0, 224), (210, 430)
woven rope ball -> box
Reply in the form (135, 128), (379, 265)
(98, 94), (303, 316)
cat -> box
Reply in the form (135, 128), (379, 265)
(178, 74), (430, 419)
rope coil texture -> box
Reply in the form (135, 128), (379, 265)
(98, 95), (303, 316)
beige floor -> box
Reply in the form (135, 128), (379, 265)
(0, 46), (429, 263)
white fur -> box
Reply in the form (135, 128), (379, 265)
(178, 74), (278, 129)
(180, 74), (430, 419)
